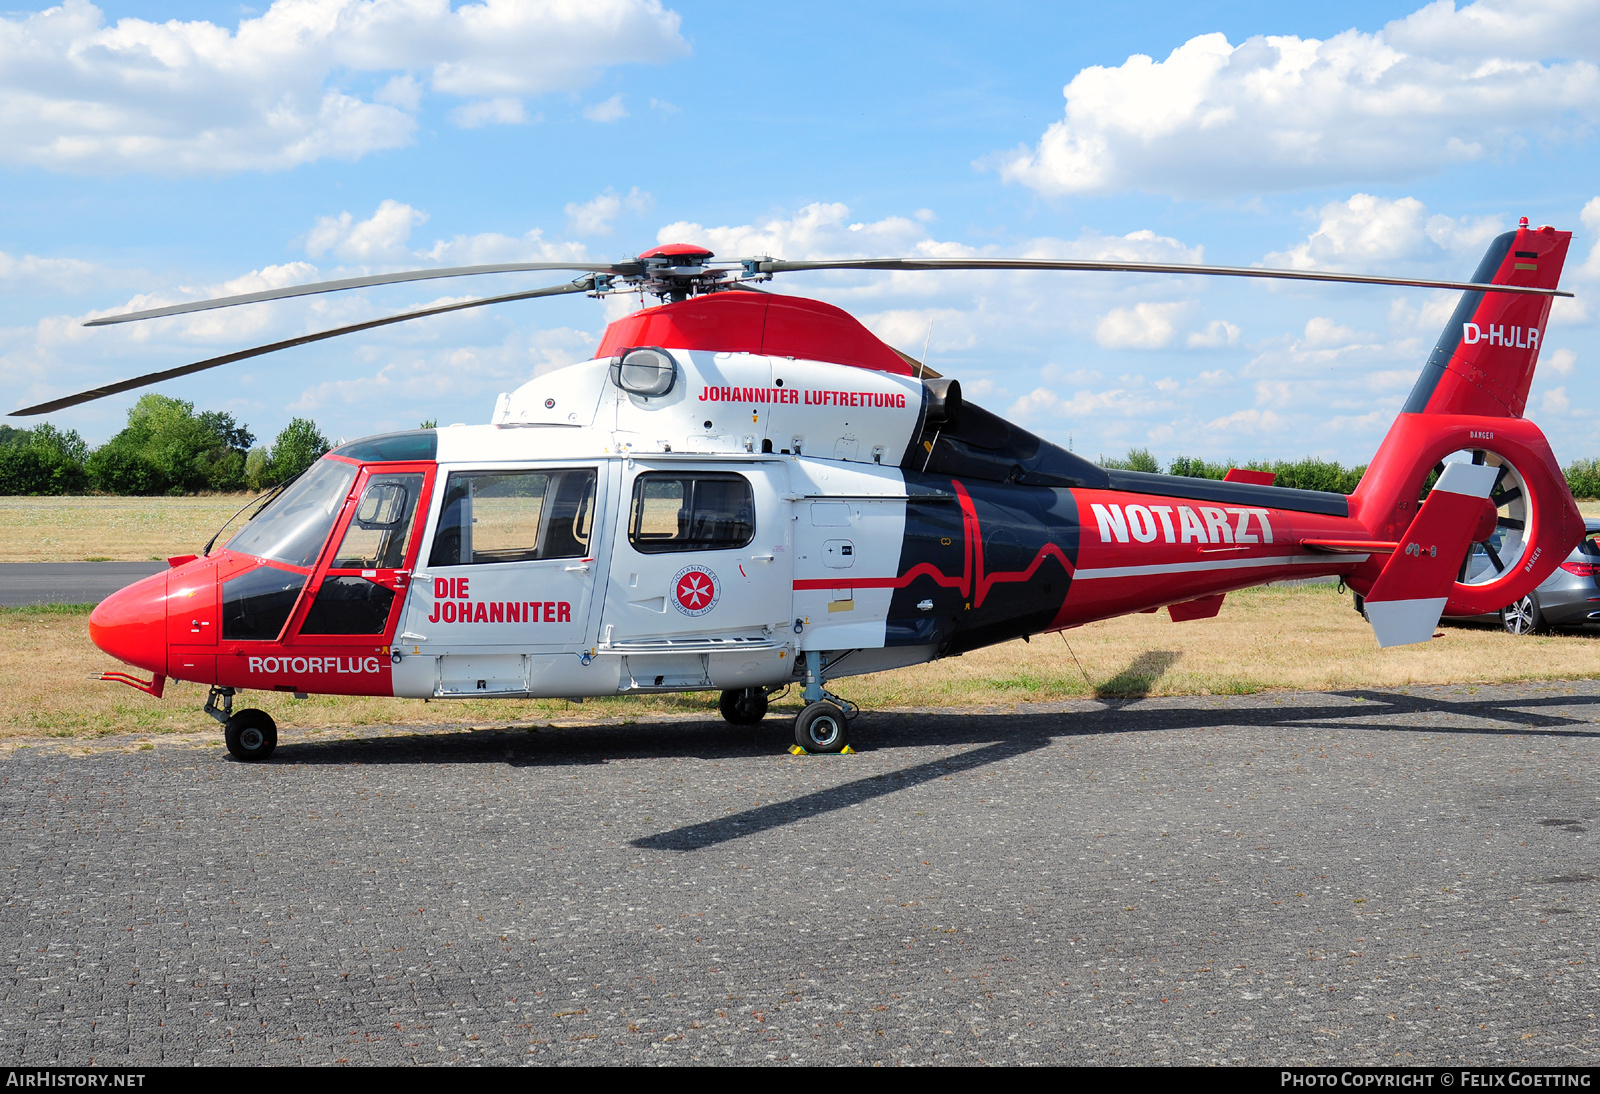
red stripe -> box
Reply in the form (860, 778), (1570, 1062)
(792, 481), (1075, 605)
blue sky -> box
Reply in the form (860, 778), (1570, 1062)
(3, 0), (1597, 467)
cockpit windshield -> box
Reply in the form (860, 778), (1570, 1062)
(225, 458), (358, 568)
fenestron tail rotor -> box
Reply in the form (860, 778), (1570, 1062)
(11, 238), (1574, 417)
(1430, 450), (1531, 589)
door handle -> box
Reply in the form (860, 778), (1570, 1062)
(751, 554), (775, 562)
(565, 564), (591, 574)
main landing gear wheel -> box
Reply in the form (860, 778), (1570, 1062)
(719, 688), (769, 726)
(794, 700), (849, 754)
(1502, 595), (1544, 636)
(224, 709), (278, 762)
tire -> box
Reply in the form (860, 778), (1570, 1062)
(719, 688), (769, 726)
(794, 701), (848, 754)
(224, 708), (278, 762)
(1501, 595), (1543, 636)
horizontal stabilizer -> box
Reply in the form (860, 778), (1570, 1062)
(1168, 594), (1225, 622)
(1364, 462), (1500, 648)
(1300, 538), (1398, 555)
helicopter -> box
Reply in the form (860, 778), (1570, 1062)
(12, 222), (1583, 761)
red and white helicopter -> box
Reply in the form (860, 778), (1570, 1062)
(13, 222), (1582, 760)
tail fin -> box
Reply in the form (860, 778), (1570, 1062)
(1401, 222), (1571, 418)
(1350, 221), (1584, 621)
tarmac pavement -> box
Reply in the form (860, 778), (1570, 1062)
(0, 681), (1596, 1065)
(0, 562), (166, 607)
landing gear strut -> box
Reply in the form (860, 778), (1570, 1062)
(792, 650), (856, 753)
(206, 686), (278, 762)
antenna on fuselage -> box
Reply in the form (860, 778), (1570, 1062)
(918, 319), (934, 381)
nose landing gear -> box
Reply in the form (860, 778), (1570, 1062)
(205, 686), (279, 762)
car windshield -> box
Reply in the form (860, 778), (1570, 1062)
(225, 459), (358, 569)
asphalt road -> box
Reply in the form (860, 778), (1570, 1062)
(0, 562), (166, 608)
(0, 681), (1596, 1065)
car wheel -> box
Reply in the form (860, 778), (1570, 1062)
(1501, 595), (1543, 636)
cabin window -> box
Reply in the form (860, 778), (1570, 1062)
(628, 472), (754, 553)
(428, 468), (597, 567)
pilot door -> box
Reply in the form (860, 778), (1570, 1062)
(599, 461), (792, 647)
(286, 464), (432, 648)
(399, 463), (610, 694)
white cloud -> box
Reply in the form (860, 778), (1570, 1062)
(305, 200), (428, 263)
(451, 98), (528, 128)
(1202, 408), (1286, 435)
(857, 307), (974, 357)
(1387, 290), (1459, 334)
(582, 94), (628, 123)
(565, 187), (653, 236)
(1301, 316), (1366, 348)
(1547, 347), (1577, 375)
(1265, 193), (1504, 270)
(0, 251), (104, 290)
(417, 228), (591, 267)
(1579, 195), (1600, 278)
(1095, 302), (1186, 349)
(659, 202), (933, 260)
(1542, 385), (1571, 414)
(996, 3), (1600, 197)
(1384, 0), (1600, 58)
(0, 0), (687, 174)
(1187, 319), (1240, 348)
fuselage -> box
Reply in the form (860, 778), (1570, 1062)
(89, 311), (1380, 701)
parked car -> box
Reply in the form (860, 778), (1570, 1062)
(1456, 518), (1600, 635)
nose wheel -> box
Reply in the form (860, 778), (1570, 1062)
(224, 709), (278, 762)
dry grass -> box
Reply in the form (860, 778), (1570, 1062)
(0, 494), (255, 562)
(5, 583), (1598, 741)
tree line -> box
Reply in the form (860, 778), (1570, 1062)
(0, 394), (332, 496)
(1101, 447), (1600, 500)
(2, 401), (1596, 499)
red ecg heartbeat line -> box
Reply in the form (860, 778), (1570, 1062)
(793, 480), (1075, 608)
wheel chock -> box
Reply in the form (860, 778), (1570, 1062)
(840, 745), (855, 754)
(788, 745), (808, 755)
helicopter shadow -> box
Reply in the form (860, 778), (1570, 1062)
(260, 671), (1600, 850)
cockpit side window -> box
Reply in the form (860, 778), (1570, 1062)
(427, 468), (597, 567)
(225, 458), (358, 569)
(329, 473), (425, 570)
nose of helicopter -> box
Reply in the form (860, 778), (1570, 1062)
(89, 569), (169, 677)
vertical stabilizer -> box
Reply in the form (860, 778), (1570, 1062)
(1363, 462), (1501, 647)
(1401, 222), (1571, 419)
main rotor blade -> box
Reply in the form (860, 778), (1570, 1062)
(85, 261), (635, 327)
(753, 257), (1573, 297)
(12, 278), (591, 416)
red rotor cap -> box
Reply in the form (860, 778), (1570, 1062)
(637, 243), (714, 261)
